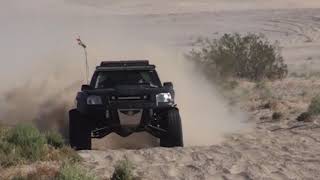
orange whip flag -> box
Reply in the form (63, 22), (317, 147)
(76, 36), (87, 48)
(76, 36), (89, 84)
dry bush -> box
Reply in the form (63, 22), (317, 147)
(0, 124), (77, 168)
(46, 131), (65, 149)
(56, 163), (96, 180)
(46, 146), (82, 163)
(188, 33), (288, 81)
(308, 96), (320, 115)
(111, 159), (135, 180)
(0, 124), (47, 167)
(6, 125), (47, 162)
(11, 165), (58, 180)
(297, 112), (312, 122)
(272, 112), (282, 120)
(0, 141), (22, 167)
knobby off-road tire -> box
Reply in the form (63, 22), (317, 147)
(160, 108), (184, 147)
(69, 109), (92, 150)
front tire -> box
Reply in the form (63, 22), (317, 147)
(160, 108), (184, 147)
(69, 109), (92, 150)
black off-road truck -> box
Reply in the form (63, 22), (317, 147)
(69, 60), (183, 150)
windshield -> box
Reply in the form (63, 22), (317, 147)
(93, 70), (161, 89)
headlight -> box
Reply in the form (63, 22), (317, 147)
(87, 95), (102, 105)
(156, 93), (173, 105)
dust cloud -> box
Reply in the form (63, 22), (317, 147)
(7, 0), (305, 147)
(151, 51), (249, 146)
(0, 46), (248, 147)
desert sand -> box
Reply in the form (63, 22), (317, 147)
(78, 2), (320, 180)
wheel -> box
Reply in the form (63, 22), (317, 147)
(160, 108), (184, 147)
(69, 109), (92, 150)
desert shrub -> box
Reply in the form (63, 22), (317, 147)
(11, 165), (59, 180)
(0, 141), (22, 167)
(111, 159), (134, 180)
(59, 146), (82, 163)
(297, 112), (312, 122)
(57, 163), (96, 180)
(46, 131), (64, 149)
(0, 126), (19, 167)
(272, 112), (282, 120)
(0, 124), (79, 168)
(11, 170), (57, 180)
(47, 146), (82, 163)
(0, 124), (48, 167)
(188, 33), (288, 81)
(5, 124), (46, 162)
(11, 176), (26, 180)
(308, 96), (320, 115)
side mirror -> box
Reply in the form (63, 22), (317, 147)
(163, 82), (173, 88)
(81, 85), (92, 91)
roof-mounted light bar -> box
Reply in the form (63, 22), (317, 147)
(100, 60), (149, 67)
